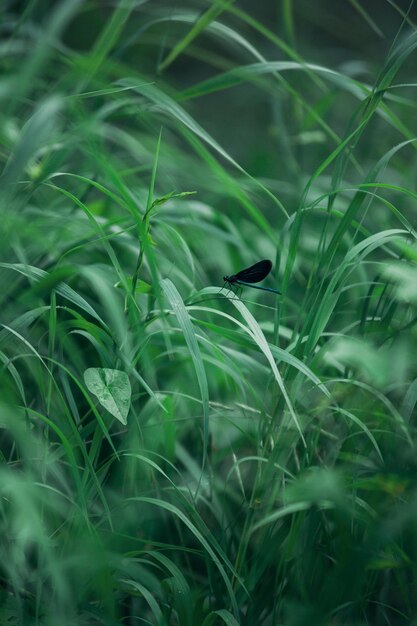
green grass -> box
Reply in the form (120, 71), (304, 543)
(1, 1), (417, 624)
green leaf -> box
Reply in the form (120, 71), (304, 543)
(114, 277), (152, 293)
(202, 609), (241, 626)
(158, 0), (236, 72)
(161, 278), (210, 474)
(385, 261), (417, 302)
(151, 190), (197, 208)
(83, 368), (131, 425)
(1, 97), (63, 185)
(0, 262), (106, 326)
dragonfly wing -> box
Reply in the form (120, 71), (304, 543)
(234, 259), (272, 284)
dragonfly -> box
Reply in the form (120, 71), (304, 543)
(223, 259), (281, 294)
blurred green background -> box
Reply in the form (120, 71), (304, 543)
(1, 1), (417, 625)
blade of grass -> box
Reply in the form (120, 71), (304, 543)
(158, 0), (236, 72)
(161, 278), (210, 490)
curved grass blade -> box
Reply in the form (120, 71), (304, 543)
(0, 263), (106, 326)
(129, 496), (242, 619)
(159, 0), (236, 72)
(161, 278), (210, 490)
(201, 289), (305, 446)
(202, 609), (241, 626)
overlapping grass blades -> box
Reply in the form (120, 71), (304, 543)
(1, 1), (417, 624)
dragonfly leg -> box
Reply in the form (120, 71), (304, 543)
(218, 281), (228, 296)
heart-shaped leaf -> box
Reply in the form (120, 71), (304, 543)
(84, 368), (131, 425)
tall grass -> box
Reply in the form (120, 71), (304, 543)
(1, 1), (417, 624)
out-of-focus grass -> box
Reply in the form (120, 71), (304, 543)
(1, 1), (417, 624)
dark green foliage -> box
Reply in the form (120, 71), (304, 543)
(1, 1), (417, 624)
